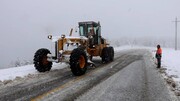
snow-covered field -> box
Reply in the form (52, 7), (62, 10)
(0, 46), (180, 93)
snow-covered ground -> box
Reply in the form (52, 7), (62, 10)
(0, 63), (68, 82)
(0, 46), (180, 93)
(161, 48), (180, 82)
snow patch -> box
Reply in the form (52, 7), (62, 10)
(0, 63), (68, 82)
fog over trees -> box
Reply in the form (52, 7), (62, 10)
(111, 36), (176, 48)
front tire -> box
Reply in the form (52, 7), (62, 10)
(69, 48), (87, 76)
(33, 48), (52, 72)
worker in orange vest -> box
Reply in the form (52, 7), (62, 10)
(156, 45), (162, 68)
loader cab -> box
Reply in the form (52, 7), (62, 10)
(79, 21), (101, 45)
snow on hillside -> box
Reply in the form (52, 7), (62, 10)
(0, 46), (180, 94)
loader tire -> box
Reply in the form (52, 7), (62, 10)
(69, 48), (87, 76)
(101, 47), (110, 63)
(109, 46), (114, 61)
(34, 48), (52, 72)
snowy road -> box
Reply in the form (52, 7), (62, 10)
(0, 49), (177, 101)
(77, 50), (175, 101)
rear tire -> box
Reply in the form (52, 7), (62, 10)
(33, 48), (52, 72)
(69, 48), (87, 76)
(101, 47), (110, 63)
(109, 46), (114, 61)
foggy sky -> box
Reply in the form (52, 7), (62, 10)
(0, 0), (180, 68)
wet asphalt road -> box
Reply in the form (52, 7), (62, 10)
(77, 53), (173, 101)
(0, 49), (178, 101)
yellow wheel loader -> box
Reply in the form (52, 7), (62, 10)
(33, 21), (114, 76)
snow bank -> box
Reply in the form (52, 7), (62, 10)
(0, 63), (68, 82)
(161, 49), (180, 82)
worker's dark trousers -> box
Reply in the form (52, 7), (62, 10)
(157, 58), (161, 68)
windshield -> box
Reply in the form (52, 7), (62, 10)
(79, 26), (84, 36)
(79, 24), (96, 37)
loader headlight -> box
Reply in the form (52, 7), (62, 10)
(61, 34), (65, 38)
(48, 35), (52, 39)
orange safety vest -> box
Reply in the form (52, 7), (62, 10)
(156, 48), (162, 54)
